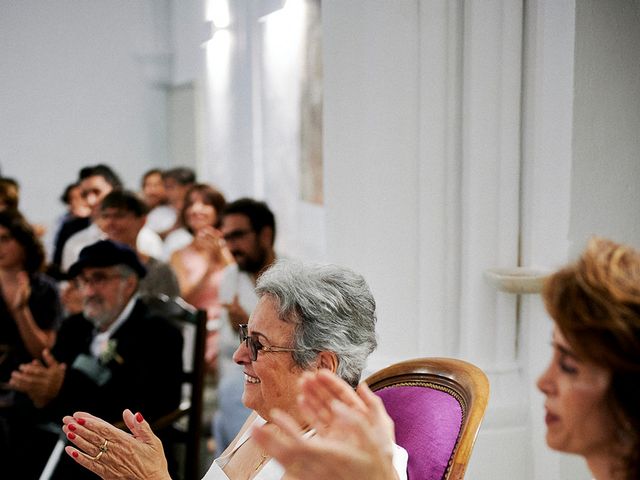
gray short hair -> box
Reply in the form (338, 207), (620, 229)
(116, 264), (137, 280)
(255, 260), (377, 387)
(115, 264), (139, 292)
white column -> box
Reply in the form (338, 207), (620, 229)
(323, 0), (422, 370)
(203, 0), (256, 197)
(417, 0), (464, 357)
(455, 1), (529, 478)
(521, 1), (588, 478)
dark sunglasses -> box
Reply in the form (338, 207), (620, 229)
(238, 324), (300, 362)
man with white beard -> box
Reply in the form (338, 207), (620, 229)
(6, 240), (183, 479)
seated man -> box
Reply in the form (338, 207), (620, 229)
(7, 240), (183, 479)
(98, 189), (180, 300)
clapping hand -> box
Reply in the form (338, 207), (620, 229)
(193, 226), (224, 258)
(252, 370), (400, 480)
(63, 409), (171, 480)
(221, 294), (249, 329)
(9, 349), (66, 407)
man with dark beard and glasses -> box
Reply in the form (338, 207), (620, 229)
(6, 240), (182, 479)
(219, 198), (277, 328)
(212, 198), (278, 456)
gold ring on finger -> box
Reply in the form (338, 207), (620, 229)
(79, 439), (109, 461)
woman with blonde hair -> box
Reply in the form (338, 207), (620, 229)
(536, 237), (640, 480)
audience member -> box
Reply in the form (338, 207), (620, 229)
(61, 260), (408, 480)
(169, 184), (230, 372)
(8, 240), (183, 479)
(536, 237), (640, 480)
(61, 164), (163, 272)
(49, 182), (91, 279)
(0, 210), (62, 396)
(161, 167), (196, 259)
(141, 169), (175, 237)
(252, 237), (640, 480)
(99, 190), (179, 300)
(60, 165), (123, 272)
(213, 198), (278, 455)
(62, 182), (92, 219)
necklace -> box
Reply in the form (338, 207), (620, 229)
(254, 450), (269, 472)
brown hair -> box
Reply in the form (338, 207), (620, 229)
(181, 183), (226, 232)
(0, 178), (19, 211)
(0, 209), (45, 274)
(543, 237), (640, 480)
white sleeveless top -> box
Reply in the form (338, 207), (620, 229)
(201, 415), (285, 480)
(201, 415), (408, 480)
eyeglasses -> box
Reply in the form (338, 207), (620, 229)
(76, 272), (123, 289)
(223, 229), (253, 243)
(238, 324), (300, 361)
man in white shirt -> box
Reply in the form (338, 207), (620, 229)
(214, 198), (278, 455)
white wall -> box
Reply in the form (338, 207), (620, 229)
(520, 0), (587, 478)
(324, 1), (422, 369)
(0, 0), (172, 231)
(570, 0), (640, 252)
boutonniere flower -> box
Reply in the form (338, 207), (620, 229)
(99, 339), (124, 365)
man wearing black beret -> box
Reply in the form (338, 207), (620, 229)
(7, 240), (183, 479)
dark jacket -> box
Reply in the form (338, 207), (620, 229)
(47, 298), (184, 423)
(2, 298), (184, 479)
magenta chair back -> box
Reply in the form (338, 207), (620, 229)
(366, 358), (489, 480)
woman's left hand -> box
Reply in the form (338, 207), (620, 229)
(193, 226), (223, 256)
(63, 409), (171, 480)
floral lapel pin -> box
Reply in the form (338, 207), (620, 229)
(99, 339), (125, 365)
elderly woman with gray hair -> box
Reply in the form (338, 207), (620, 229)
(59, 260), (408, 480)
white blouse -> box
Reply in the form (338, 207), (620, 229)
(201, 415), (286, 480)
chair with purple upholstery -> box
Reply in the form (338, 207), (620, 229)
(366, 357), (489, 480)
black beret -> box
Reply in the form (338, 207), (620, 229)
(67, 240), (147, 279)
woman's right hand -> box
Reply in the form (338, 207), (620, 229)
(9, 271), (31, 313)
(63, 409), (171, 480)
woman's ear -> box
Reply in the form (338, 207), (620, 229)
(316, 351), (338, 373)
